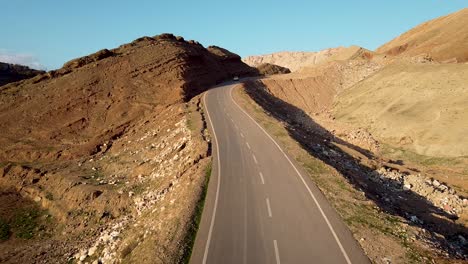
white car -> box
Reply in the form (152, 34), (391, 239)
(233, 76), (239, 81)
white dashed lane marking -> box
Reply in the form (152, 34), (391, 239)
(274, 240), (281, 264)
(259, 172), (265, 184)
(266, 198), (272, 218)
(252, 154), (258, 164)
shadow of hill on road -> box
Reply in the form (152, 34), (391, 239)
(242, 80), (467, 259)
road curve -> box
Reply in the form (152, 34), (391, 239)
(190, 83), (369, 264)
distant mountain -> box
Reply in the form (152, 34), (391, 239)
(243, 46), (374, 72)
(0, 62), (45, 86)
(377, 8), (468, 62)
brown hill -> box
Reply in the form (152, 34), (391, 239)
(0, 34), (256, 263)
(256, 63), (291, 76)
(0, 33), (256, 161)
(0, 62), (44, 86)
(377, 8), (468, 62)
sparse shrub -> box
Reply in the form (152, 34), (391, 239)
(0, 219), (11, 241)
(13, 208), (40, 239)
(45, 192), (54, 200)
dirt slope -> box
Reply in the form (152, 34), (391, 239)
(0, 62), (44, 86)
(334, 62), (468, 158)
(0, 34), (256, 263)
(243, 46), (374, 72)
(255, 60), (382, 115)
(377, 8), (468, 62)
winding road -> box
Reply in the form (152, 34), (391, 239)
(190, 83), (369, 264)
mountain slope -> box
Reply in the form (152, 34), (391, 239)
(0, 34), (255, 161)
(334, 62), (468, 157)
(377, 8), (468, 62)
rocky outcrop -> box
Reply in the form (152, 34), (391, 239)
(256, 63), (291, 76)
(63, 49), (114, 70)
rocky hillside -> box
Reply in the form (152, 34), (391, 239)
(243, 46), (374, 72)
(0, 62), (44, 86)
(0, 33), (256, 163)
(0, 33), (257, 263)
(256, 63), (291, 76)
(377, 8), (468, 62)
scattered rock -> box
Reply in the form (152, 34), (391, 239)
(88, 246), (97, 256)
(382, 257), (392, 264)
(459, 235), (467, 246)
(410, 215), (423, 224)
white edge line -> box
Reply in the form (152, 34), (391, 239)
(259, 172), (265, 184)
(266, 198), (272, 217)
(229, 86), (352, 264)
(252, 154), (258, 164)
(202, 91), (222, 264)
(246, 142), (251, 150)
(273, 240), (281, 264)
(240, 132), (244, 138)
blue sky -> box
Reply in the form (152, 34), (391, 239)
(1, 1), (466, 70)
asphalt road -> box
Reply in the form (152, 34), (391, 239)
(190, 83), (369, 264)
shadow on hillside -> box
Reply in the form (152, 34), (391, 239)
(243, 81), (467, 259)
